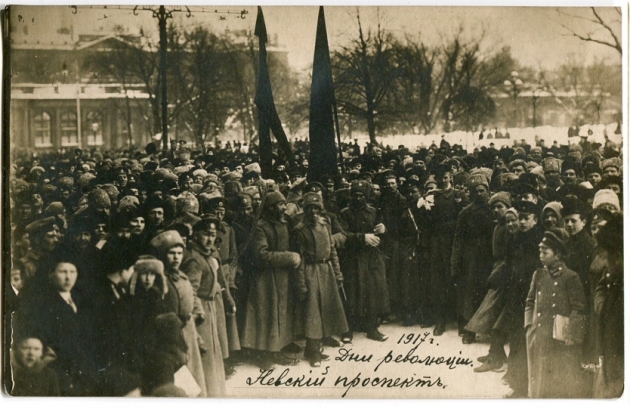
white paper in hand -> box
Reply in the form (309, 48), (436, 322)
(174, 365), (202, 397)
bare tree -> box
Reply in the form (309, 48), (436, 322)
(332, 9), (401, 144)
(392, 29), (515, 134)
(555, 7), (622, 55)
(171, 27), (237, 152)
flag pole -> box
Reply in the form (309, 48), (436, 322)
(332, 97), (345, 174)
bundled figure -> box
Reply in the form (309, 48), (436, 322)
(293, 193), (349, 367)
(525, 228), (587, 398)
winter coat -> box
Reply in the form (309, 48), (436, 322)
(10, 359), (60, 396)
(337, 204), (390, 317)
(214, 221), (243, 353)
(289, 211), (347, 249)
(397, 207), (425, 311)
(231, 217), (256, 336)
(16, 286), (98, 396)
(492, 221), (510, 265)
(140, 312), (188, 396)
(419, 188), (466, 311)
(581, 247), (609, 368)
(162, 269), (207, 397)
(180, 242), (227, 397)
(292, 218), (349, 339)
(240, 216), (298, 352)
(379, 190), (408, 310)
(89, 276), (135, 371)
(128, 281), (168, 372)
(593, 250), (623, 398)
(565, 228), (597, 302)
(525, 263), (587, 398)
(451, 200), (495, 321)
(495, 225), (544, 332)
(214, 221), (238, 288)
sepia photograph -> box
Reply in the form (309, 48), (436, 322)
(0, 2), (625, 400)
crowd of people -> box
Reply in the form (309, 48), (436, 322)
(4, 134), (624, 398)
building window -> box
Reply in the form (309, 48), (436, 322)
(85, 111), (103, 146)
(33, 112), (52, 147)
(60, 111), (78, 146)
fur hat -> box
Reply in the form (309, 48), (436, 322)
(350, 180), (371, 196)
(601, 157), (622, 173)
(489, 191), (512, 208)
(468, 173), (489, 190)
(236, 193), (254, 209)
(151, 230), (185, 255)
(561, 157), (581, 175)
(560, 197), (590, 218)
(77, 172), (96, 190)
(244, 162), (262, 175)
(541, 157), (561, 173)
(118, 195), (140, 211)
(264, 191), (286, 206)
(592, 189), (620, 211)
(192, 169), (208, 178)
(130, 255), (168, 297)
(176, 191), (199, 215)
(303, 192), (324, 209)
(453, 171), (470, 187)
(89, 188), (111, 208)
(57, 176), (74, 191)
(99, 183), (120, 201)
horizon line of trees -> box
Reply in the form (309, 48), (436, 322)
(88, 13), (622, 147)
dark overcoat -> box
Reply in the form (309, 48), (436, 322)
(419, 188), (465, 314)
(496, 225), (544, 331)
(337, 204), (390, 318)
(565, 229), (597, 301)
(17, 286), (97, 396)
(379, 190), (408, 311)
(240, 216), (298, 352)
(451, 201), (495, 320)
(593, 250), (623, 398)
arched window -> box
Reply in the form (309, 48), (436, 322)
(33, 111), (52, 147)
(85, 111), (103, 146)
(60, 111), (78, 146)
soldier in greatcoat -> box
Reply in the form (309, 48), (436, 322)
(180, 217), (230, 396)
(337, 181), (390, 343)
(293, 193), (349, 367)
(240, 192), (301, 369)
(419, 163), (467, 336)
(451, 173), (495, 344)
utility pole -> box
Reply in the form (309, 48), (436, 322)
(72, 5), (249, 151)
(157, 6), (170, 154)
(75, 59), (82, 149)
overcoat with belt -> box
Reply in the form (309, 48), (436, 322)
(240, 216), (298, 352)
